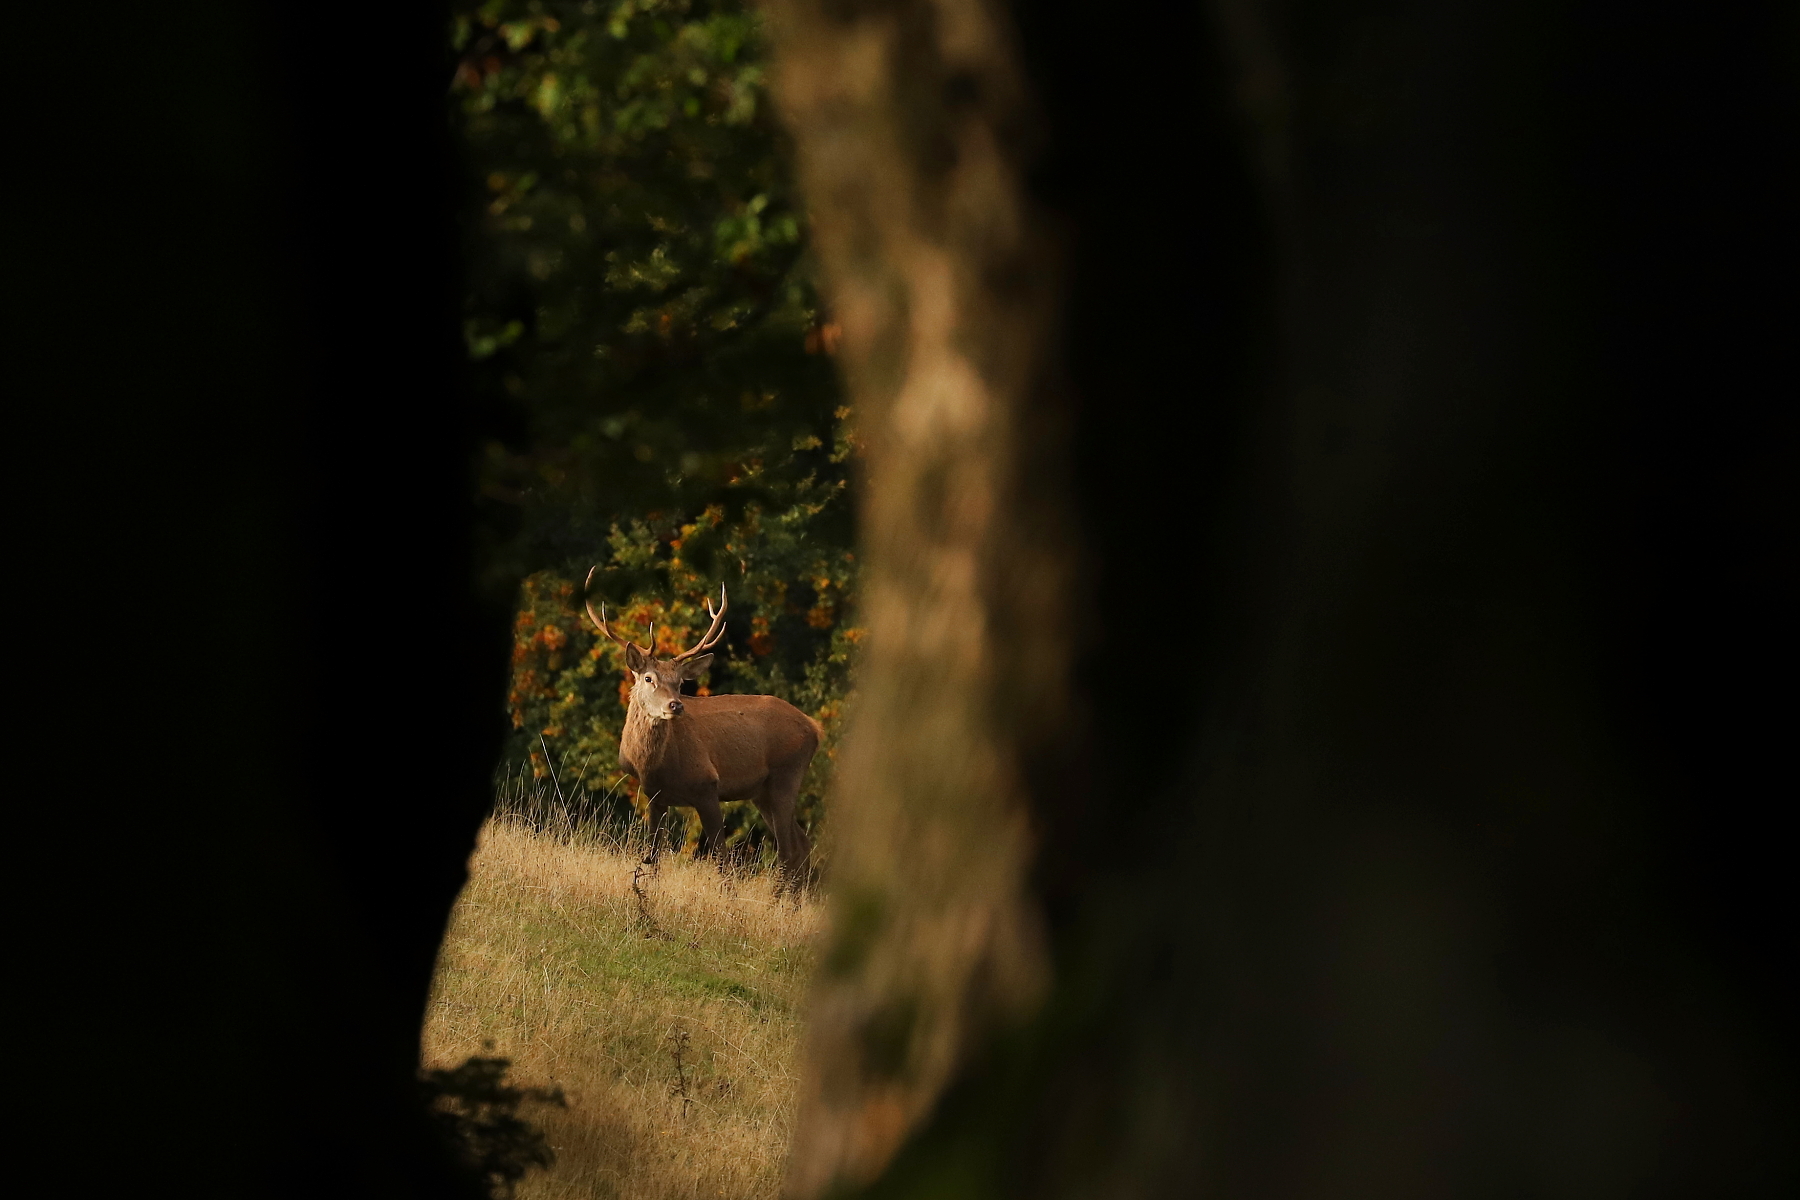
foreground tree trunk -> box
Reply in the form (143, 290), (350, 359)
(770, 1), (1791, 1196)
(766, 3), (1079, 1190)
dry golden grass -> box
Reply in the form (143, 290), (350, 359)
(424, 817), (823, 1200)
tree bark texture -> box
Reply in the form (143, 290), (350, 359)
(770, 1), (1791, 1197)
(766, 2), (1081, 1191)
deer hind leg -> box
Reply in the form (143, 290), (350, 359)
(759, 762), (813, 891)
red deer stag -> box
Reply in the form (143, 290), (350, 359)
(585, 569), (817, 883)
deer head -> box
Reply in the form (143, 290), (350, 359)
(584, 567), (728, 721)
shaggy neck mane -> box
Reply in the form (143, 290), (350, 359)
(621, 695), (675, 768)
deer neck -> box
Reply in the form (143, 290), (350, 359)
(621, 698), (677, 773)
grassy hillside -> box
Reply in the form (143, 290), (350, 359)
(424, 816), (822, 1199)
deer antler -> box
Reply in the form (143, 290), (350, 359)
(584, 565), (646, 656)
(672, 584), (729, 662)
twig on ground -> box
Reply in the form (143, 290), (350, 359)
(667, 1029), (694, 1118)
(630, 862), (673, 941)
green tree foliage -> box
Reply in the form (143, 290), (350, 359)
(452, 0), (857, 854)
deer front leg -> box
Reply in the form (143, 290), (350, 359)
(694, 789), (724, 862)
(644, 794), (667, 864)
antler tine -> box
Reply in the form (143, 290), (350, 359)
(583, 565), (640, 654)
(672, 583), (729, 661)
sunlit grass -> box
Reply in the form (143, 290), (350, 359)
(424, 811), (822, 1199)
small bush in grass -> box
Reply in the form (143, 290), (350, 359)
(423, 1055), (567, 1198)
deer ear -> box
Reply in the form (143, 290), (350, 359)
(624, 643), (650, 673)
(679, 653), (713, 680)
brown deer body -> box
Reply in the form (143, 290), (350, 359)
(587, 572), (817, 882)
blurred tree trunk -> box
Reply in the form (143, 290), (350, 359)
(770, 1), (1791, 1197)
(765, 2), (1080, 1191)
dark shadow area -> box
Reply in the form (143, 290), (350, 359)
(21, 3), (509, 1196)
(422, 1056), (567, 1198)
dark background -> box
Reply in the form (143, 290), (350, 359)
(21, 3), (500, 1194)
